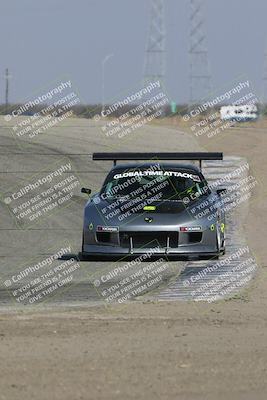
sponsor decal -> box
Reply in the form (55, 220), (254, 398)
(144, 217), (153, 223)
(97, 226), (119, 233)
(143, 205), (156, 211)
(180, 226), (202, 232)
(89, 223), (94, 230)
(113, 170), (201, 182)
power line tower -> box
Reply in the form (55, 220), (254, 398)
(4, 68), (11, 114)
(189, 0), (211, 105)
(144, 0), (166, 86)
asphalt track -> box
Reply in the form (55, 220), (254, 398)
(0, 117), (257, 309)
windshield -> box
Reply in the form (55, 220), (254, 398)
(101, 167), (209, 202)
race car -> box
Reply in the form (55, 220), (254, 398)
(79, 152), (226, 260)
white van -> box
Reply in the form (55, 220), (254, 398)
(220, 105), (258, 121)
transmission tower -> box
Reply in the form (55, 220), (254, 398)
(189, 0), (211, 105)
(144, 0), (166, 86)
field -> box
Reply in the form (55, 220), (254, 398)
(0, 115), (266, 399)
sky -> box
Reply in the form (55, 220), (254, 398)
(0, 0), (267, 104)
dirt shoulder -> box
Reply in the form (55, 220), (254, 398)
(0, 295), (267, 400)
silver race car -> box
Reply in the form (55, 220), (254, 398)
(80, 153), (226, 260)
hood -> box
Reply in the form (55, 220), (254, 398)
(85, 194), (211, 228)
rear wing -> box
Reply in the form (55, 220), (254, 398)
(92, 152), (223, 170)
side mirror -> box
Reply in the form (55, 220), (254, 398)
(81, 187), (92, 195)
(216, 188), (227, 196)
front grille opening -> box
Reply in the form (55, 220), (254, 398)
(133, 233), (165, 249)
(96, 232), (111, 243)
(96, 232), (119, 245)
(120, 233), (130, 248)
(119, 232), (179, 249)
(169, 233), (179, 248)
(188, 232), (202, 243)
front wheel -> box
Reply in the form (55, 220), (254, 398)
(216, 222), (226, 253)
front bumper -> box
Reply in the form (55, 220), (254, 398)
(83, 227), (219, 257)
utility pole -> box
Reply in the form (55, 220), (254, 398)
(263, 50), (267, 106)
(4, 68), (11, 114)
(101, 54), (113, 116)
